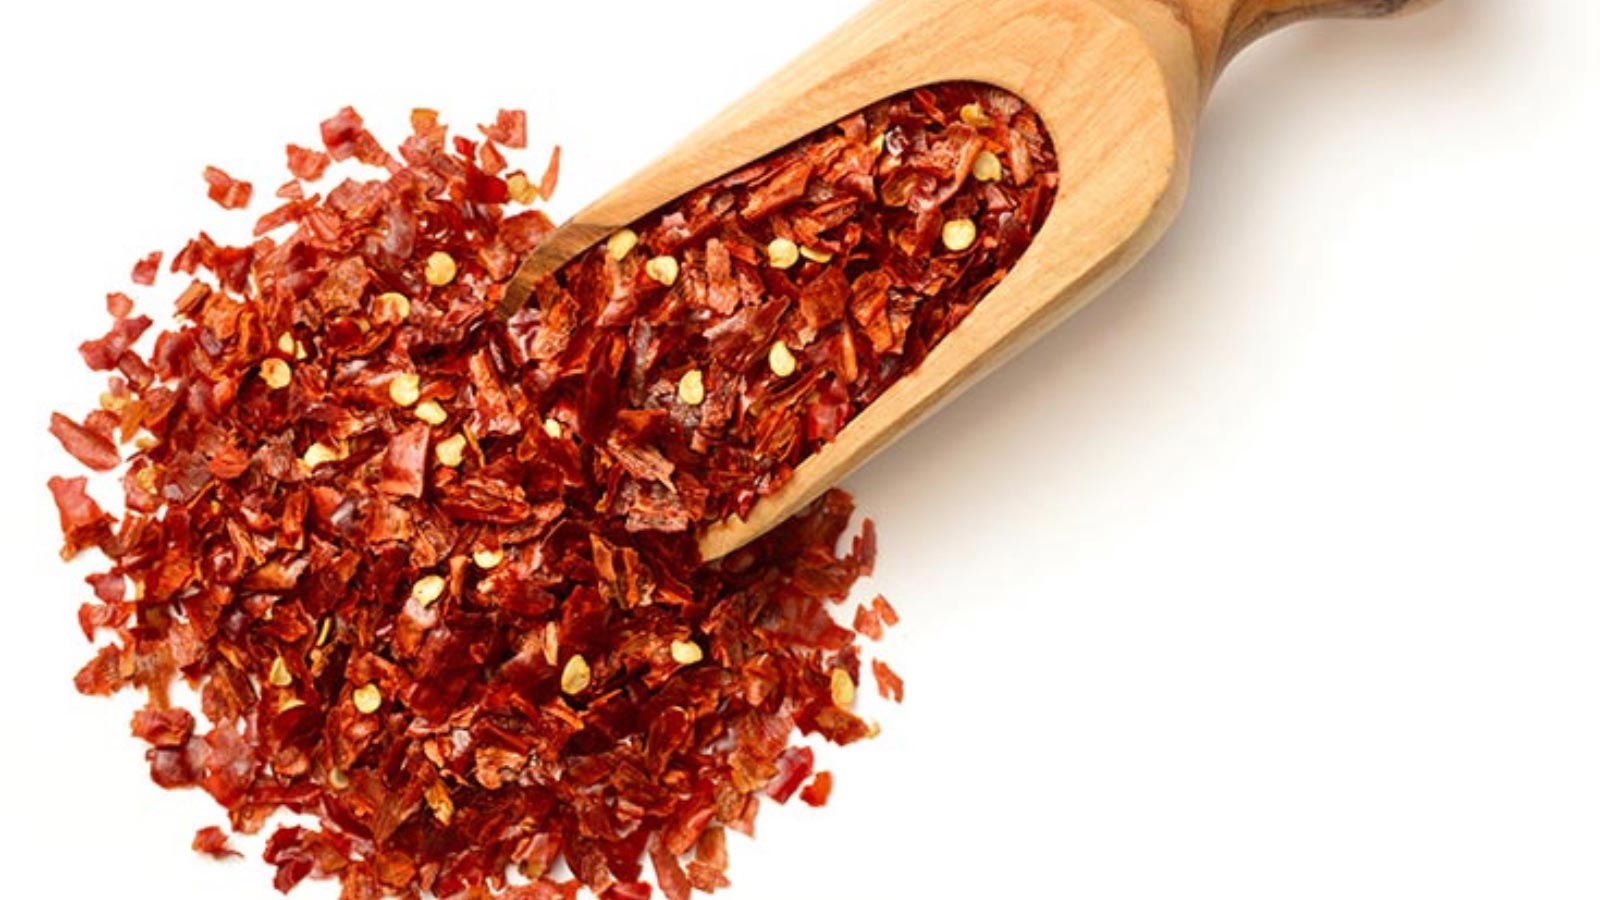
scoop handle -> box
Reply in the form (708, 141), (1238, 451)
(1208, 0), (1438, 64)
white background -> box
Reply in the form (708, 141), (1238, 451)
(2, 1), (1597, 897)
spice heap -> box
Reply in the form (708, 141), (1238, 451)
(51, 84), (1054, 900)
(532, 85), (1059, 524)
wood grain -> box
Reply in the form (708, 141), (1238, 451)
(494, 0), (1433, 559)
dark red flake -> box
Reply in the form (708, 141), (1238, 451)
(203, 166), (253, 209)
(192, 826), (242, 860)
(130, 250), (161, 285)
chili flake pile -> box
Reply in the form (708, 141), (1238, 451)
(532, 84), (1058, 524)
(51, 84), (1055, 900)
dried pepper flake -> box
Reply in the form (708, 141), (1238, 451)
(799, 772), (834, 808)
(202, 166), (253, 209)
(48, 412), (120, 471)
(129, 250), (161, 285)
(872, 659), (905, 703)
(192, 826), (242, 860)
(285, 143), (331, 181)
(51, 82), (1056, 900)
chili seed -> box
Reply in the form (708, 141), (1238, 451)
(435, 433), (467, 468)
(424, 251), (457, 286)
(670, 639), (704, 666)
(768, 340), (797, 378)
(767, 238), (799, 269)
(645, 255), (679, 286)
(410, 575), (446, 607)
(606, 228), (639, 261)
(374, 291), (411, 323)
(388, 373), (421, 407)
(414, 400), (448, 425)
(942, 218), (978, 252)
(352, 684), (382, 714)
(830, 668), (856, 708)
(259, 358), (292, 390)
(561, 655), (591, 695)
(677, 368), (706, 406)
(506, 172), (537, 205)
(973, 150), (1004, 183)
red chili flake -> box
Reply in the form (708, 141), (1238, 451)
(798, 771), (834, 808)
(319, 106), (367, 160)
(871, 659), (905, 703)
(765, 746), (816, 804)
(286, 143), (331, 180)
(853, 602), (884, 641)
(202, 166), (253, 209)
(192, 826), (242, 860)
(132, 707), (196, 747)
(79, 314), (151, 371)
(129, 250), (161, 285)
(47, 476), (112, 559)
(872, 594), (899, 628)
(480, 108), (528, 148)
(538, 145), (562, 200)
(106, 291), (134, 318)
(48, 412), (120, 471)
(52, 84), (1054, 900)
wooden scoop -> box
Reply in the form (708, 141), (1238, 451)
(503, 0), (1434, 560)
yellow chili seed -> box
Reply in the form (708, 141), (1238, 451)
(414, 400), (448, 425)
(374, 291), (411, 323)
(561, 655), (592, 695)
(302, 442), (343, 469)
(472, 548), (504, 569)
(973, 150), (1004, 183)
(677, 369), (706, 406)
(411, 574), (446, 607)
(799, 246), (833, 265)
(352, 683), (383, 714)
(768, 340), (797, 378)
(830, 668), (856, 708)
(606, 228), (639, 261)
(766, 238), (799, 270)
(670, 640), (703, 666)
(268, 656), (293, 687)
(436, 433), (467, 468)
(645, 255), (679, 287)
(260, 358), (292, 390)
(960, 102), (992, 127)
(388, 373), (421, 407)
(941, 218), (978, 252)
(425, 251), (458, 286)
(506, 172), (537, 206)
(542, 418), (562, 439)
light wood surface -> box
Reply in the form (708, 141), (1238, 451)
(499, 0), (1432, 560)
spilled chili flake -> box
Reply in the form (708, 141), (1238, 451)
(51, 83), (1055, 899)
